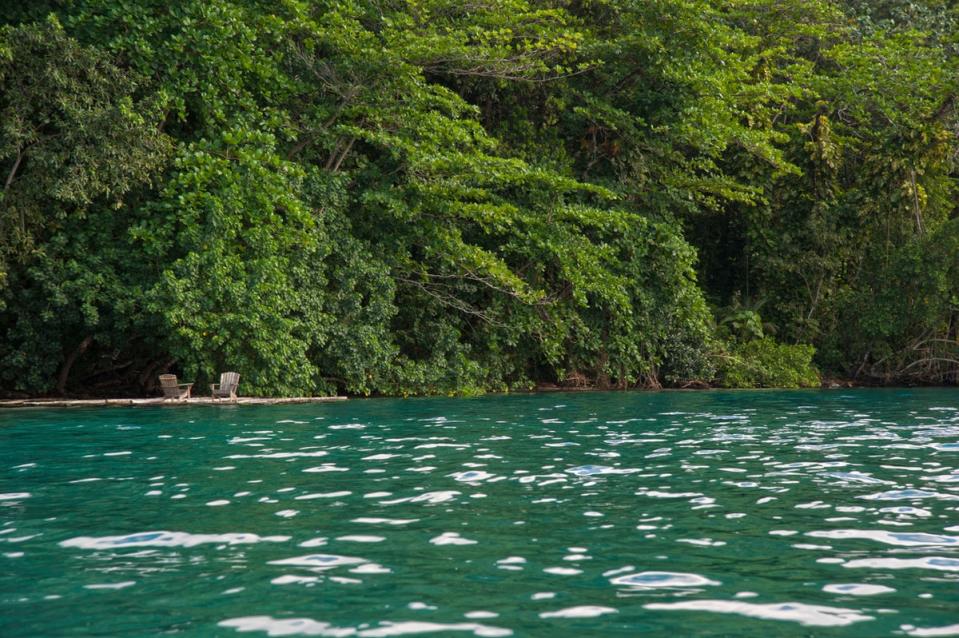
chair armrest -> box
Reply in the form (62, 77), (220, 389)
(178, 383), (193, 389)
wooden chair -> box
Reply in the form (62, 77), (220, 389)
(158, 374), (193, 400)
(210, 372), (240, 402)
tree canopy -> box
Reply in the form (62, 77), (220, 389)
(1, 0), (956, 397)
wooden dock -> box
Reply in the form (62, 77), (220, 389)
(0, 396), (347, 409)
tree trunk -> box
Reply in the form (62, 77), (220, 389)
(138, 357), (175, 391)
(56, 336), (93, 396)
(910, 169), (924, 235)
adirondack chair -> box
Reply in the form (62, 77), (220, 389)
(159, 374), (193, 400)
(210, 372), (240, 402)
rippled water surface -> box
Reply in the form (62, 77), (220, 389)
(3, 389), (959, 637)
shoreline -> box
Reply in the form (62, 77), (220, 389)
(3, 381), (954, 409)
(0, 396), (347, 409)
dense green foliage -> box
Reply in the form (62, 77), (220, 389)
(719, 339), (820, 389)
(1, 1), (956, 397)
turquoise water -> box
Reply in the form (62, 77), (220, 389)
(2, 389), (959, 637)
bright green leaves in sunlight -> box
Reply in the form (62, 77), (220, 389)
(134, 130), (319, 396)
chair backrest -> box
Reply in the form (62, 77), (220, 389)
(220, 371), (240, 392)
(158, 374), (180, 397)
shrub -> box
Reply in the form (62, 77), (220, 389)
(718, 338), (820, 388)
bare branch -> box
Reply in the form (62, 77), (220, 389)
(3, 148), (24, 195)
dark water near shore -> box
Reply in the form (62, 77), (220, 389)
(1, 389), (959, 637)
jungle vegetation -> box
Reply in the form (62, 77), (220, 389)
(1, 1), (957, 397)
